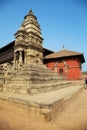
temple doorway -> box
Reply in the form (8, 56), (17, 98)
(59, 68), (63, 75)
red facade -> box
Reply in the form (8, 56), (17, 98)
(45, 58), (82, 80)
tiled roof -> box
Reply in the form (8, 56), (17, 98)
(44, 49), (85, 63)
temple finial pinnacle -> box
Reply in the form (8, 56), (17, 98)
(29, 9), (33, 15)
(62, 45), (65, 50)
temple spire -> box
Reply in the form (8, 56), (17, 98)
(28, 9), (33, 15)
(14, 9), (43, 65)
(24, 9), (37, 20)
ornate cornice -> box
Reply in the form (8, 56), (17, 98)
(27, 44), (44, 52)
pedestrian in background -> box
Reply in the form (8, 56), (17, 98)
(85, 78), (87, 88)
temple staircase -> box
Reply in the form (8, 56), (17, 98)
(3, 64), (77, 95)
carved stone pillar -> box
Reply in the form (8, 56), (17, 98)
(24, 51), (27, 64)
(19, 51), (22, 64)
(14, 52), (16, 65)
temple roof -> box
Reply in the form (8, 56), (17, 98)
(0, 41), (14, 52)
(44, 49), (85, 63)
(43, 48), (54, 56)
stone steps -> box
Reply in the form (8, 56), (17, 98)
(3, 64), (73, 95)
(16, 72), (60, 78)
(21, 64), (59, 75)
(5, 64), (62, 83)
(10, 73), (61, 79)
(5, 70), (62, 80)
(0, 85), (83, 121)
(6, 76), (62, 83)
(16, 65), (60, 77)
(3, 80), (75, 95)
(5, 80), (72, 86)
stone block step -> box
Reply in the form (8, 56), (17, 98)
(3, 64), (65, 94)
(3, 81), (75, 95)
(21, 64), (57, 74)
(9, 77), (62, 83)
(4, 80), (73, 87)
(0, 85), (83, 121)
(16, 72), (60, 78)
(23, 64), (48, 69)
(14, 67), (59, 75)
(11, 74), (61, 79)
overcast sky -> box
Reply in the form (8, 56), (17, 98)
(0, 0), (87, 71)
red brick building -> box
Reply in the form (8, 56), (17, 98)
(44, 49), (85, 80)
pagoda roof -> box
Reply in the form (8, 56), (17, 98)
(44, 49), (85, 63)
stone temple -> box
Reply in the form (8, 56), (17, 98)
(0, 9), (67, 94)
(0, 9), (84, 121)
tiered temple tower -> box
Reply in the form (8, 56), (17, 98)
(14, 9), (43, 66)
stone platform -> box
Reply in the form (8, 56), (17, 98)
(3, 64), (73, 95)
(0, 85), (83, 121)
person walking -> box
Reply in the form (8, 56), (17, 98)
(85, 78), (87, 88)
